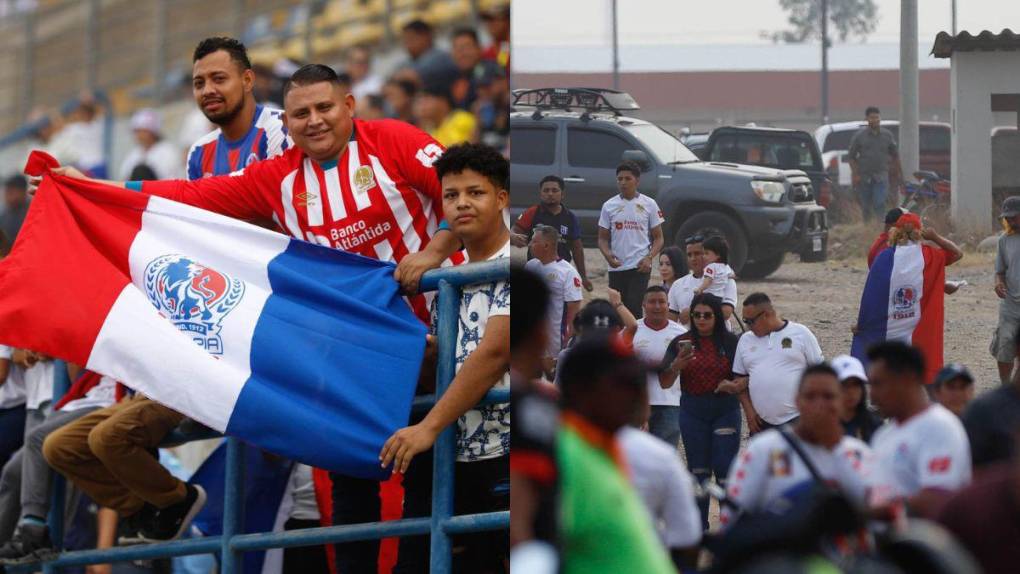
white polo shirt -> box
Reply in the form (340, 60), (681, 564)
(618, 426), (702, 548)
(524, 258), (583, 357)
(0, 345), (26, 410)
(868, 404), (971, 507)
(732, 321), (824, 425)
(721, 429), (872, 528)
(598, 193), (664, 271)
(632, 318), (687, 406)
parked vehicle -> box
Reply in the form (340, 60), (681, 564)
(510, 88), (828, 278)
(693, 125), (831, 208)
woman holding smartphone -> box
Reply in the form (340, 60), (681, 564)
(658, 293), (742, 531)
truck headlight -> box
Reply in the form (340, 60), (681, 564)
(750, 181), (785, 203)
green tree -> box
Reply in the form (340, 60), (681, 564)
(764, 0), (879, 43)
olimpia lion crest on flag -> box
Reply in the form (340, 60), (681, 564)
(144, 254), (245, 355)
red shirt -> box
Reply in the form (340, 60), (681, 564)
(679, 335), (732, 396)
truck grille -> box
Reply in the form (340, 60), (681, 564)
(788, 181), (814, 203)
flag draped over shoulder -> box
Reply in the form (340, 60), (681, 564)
(850, 242), (947, 384)
(0, 174), (426, 479)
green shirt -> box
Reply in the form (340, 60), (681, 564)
(557, 425), (677, 574)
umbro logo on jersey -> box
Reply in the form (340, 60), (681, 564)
(296, 191), (319, 208)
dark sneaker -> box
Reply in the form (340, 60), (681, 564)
(0, 522), (55, 565)
(116, 503), (158, 546)
(137, 484), (206, 543)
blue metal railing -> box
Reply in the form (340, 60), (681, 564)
(13, 258), (510, 573)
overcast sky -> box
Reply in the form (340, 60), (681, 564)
(513, 0), (1020, 47)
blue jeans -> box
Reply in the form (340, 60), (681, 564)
(678, 393), (741, 531)
(857, 178), (889, 221)
(648, 405), (681, 450)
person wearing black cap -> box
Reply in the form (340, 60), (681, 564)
(993, 196), (1020, 384)
(552, 297), (627, 384)
(0, 175), (29, 241)
(866, 207), (906, 268)
(931, 363), (975, 418)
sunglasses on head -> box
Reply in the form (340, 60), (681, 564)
(684, 234), (705, 246)
(691, 311), (715, 320)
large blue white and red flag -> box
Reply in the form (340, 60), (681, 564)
(850, 242), (947, 384)
(0, 172), (425, 479)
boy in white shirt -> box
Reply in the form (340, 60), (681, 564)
(525, 225), (582, 358)
(693, 236), (735, 299)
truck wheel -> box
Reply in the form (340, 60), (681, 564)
(738, 252), (785, 279)
(673, 212), (748, 274)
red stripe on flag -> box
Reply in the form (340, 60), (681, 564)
(912, 245), (947, 384)
(0, 175), (147, 366)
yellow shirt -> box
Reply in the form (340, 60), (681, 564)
(430, 110), (477, 147)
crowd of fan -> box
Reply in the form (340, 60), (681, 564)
(511, 169), (1020, 573)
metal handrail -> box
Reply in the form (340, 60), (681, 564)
(11, 258), (510, 574)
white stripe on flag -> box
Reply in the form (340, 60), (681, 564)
(348, 141), (372, 212)
(279, 170), (304, 239)
(369, 154), (421, 254)
(885, 243), (924, 344)
(324, 164), (346, 222)
(302, 159), (323, 227)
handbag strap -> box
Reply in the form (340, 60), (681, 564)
(778, 426), (827, 485)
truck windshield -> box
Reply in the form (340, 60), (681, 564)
(624, 123), (700, 164)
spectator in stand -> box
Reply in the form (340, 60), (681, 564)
(0, 345), (25, 472)
(848, 106), (902, 221)
(993, 196), (1020, 384)
(658, 246), (685, 291)
(721, 364), (873, 529)
(250, 62), (284, 109)
(358, 94), (387, 121)
(46, 92), (107, 178)
(659, 293), (741, 530)
(597, 161), (664, 317)
(962, 367), (1020, 471)
(415, 84), (477, 147)
(668, 234), (737, 327)
(345, 46), (384, 103)
(931, 363), (975, 418)
(624, 286), (686, 448)
(117, 109), (183, 180)
(0, 176), (29, 241)
(400, 19), (458, 89)
(556, 335), (676, 574)
(831, 354), (883, 443)
(867, 342), (971, 520)
(525, 225), (582, 359)
(617, 396), (702, 571)
(731, 293), (824, 434)
(473, 65), (509, 155)
(479, 3), (510, 72)
(937, 443), (1020, 574)
(382, 78), (418, 126)
(511, 175), (591, 291)
(450, 27), (503, 110)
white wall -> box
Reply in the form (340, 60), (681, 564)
(951, 51), (1020, 231)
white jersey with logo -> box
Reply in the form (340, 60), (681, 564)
(868, 404), (971, 506)
(598, 193), (664, 271)
(633, 319), (687, 406)
(702, 262), (735, 299)
(0, 345), (26, 410)
(524, 258), (582, 357)
(732, 321), (824, 425)
(721, 429), (872, 528)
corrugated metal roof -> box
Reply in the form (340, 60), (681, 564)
(931, 29), (1020, 58)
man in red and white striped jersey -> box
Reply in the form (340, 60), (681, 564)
(42, 64), (467, 573)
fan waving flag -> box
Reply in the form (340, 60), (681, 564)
(850, 242), (948, 384)
(0, 173), (425, 479)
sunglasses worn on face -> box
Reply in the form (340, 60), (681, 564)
(743, 311), (766, 326)
(691, 311), (715, 320)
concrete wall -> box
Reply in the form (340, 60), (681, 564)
(951, 51), (1020, 232)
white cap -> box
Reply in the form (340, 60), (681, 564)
(832, 354), (867, 383)
(130, 108), (161, 135)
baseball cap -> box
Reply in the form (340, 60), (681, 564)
(130, 109), (161, 135)
(832, 354), (867, 384)
(575, 300), (623, 331)
(934, 363), (974, 387)
(884, 207), (907, 225)
(1001, 196), (1020, 219)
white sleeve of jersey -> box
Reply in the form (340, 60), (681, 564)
(721, 439), (768, 528)
(597, 202), (611, 230)
(801, 325), (824, 364)
(648, 197), (664, 228)
(916, 415), (972, 491)
(660, 462), (703, 548)
(836, 439), (873, 508)
(731, 335), (749, 376)
(563, 266), (583, 302)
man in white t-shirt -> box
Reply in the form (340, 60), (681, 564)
(721, 364), (872, 529)
(598, 161), (665, 317)
(117, 109), (184, 180)
(865, 341), (971, 521)
(668, 236), (737, 326)
(525, 225), (582, 358)
(730, 292), (824, 434)
(625, 285), (687, 448)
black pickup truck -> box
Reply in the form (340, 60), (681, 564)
(510, 88), (828, 278)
